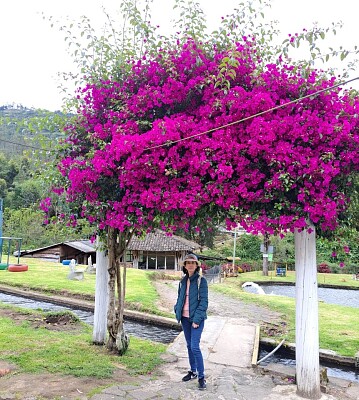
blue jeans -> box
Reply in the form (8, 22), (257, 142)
(181, 317), (205, 379)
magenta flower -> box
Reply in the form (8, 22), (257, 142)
(50, 38), (359, 237)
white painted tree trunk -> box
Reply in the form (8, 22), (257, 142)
(262, 233), (269, 276)
(294, 224), (321, 399)
(92, 237), (109, 344)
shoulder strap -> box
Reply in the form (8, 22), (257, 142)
(180, 276), (201, 299)
(179, 276), (186, 291)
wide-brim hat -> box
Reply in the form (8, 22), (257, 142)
(180, 254), (201, 267)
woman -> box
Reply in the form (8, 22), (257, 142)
(174, 253), (208, 390)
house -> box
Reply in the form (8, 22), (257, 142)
(127, 229), (201, 271)
(20, 240), (96, 265)
(21, 230), (201, 272)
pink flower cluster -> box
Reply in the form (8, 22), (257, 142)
(57, 38), (359, 234)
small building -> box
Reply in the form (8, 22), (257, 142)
(21, 240), (96, 265)
(127, 229), (201, 271)
(21, 231), (200, 271)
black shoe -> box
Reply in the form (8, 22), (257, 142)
(182, 371), (197, 382)
(198, 377), (207, 390)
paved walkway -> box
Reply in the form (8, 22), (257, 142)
(89, 316), (359, 400)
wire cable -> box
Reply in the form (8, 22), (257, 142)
(145, 76), (359, 151)
(0, 138), (42, 150)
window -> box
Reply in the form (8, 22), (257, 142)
(157, 255), (166, 269)
(166, 255), (175, 269)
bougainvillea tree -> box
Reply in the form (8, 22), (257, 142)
(45, 2), (359, 398)
(59, 38), (358, 236)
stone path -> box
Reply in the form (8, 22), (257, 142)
(90, 315), (359, 400)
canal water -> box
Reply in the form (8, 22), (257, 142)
(259, 344), (359, 383)
(243, 283), (359, 308)
(0, 292), (179, 344)
(242, 282), (359, 383)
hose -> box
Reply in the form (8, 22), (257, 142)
(256, 338), (286, 365)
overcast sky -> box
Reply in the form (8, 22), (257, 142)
(1, 0), (358, 111)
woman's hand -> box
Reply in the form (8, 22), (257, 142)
(192, 322), (199, 328)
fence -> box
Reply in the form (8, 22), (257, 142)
(203, 265), (222, 284)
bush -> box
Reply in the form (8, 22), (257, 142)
(285, 262), (295, 271)
(330, 264), (342, 274)
(200, 261), (210, 272)
(343, 264), (359, 274)
(237, 235), (262, 261)
(238, 263), (252, 273)
(317, 263), (332, 273)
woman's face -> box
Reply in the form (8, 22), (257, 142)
(185, 260), (197, 276)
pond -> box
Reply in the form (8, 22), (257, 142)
(0, 291), (179, 344)
(243, 283), (359, 308)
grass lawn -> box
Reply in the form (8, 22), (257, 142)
(0, 258), (168, 380)
(0, 257), (358, 358)
(0, 303), (166, 377)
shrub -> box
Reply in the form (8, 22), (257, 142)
(238, 263), (252, 273)
(200, 262), (210, 272)
(330, 265), (342, 274)
(317, 263), (332, 273)
(344, 264), (359, 274)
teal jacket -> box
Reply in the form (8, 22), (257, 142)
(174, 272), (208, 324)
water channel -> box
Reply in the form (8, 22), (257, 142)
(0, 291), (179, 344)
(258, 344), (359, 383)
(243, 283), (359, 308)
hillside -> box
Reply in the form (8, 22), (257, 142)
(0, 104), (65, 155)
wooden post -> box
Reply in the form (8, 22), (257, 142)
(294, 223), (321, 399)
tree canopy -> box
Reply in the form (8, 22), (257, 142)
(50, 36), (359, 238)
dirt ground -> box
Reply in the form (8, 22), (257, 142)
(0, 279), (283, 399)
(0, 364), (137, 400)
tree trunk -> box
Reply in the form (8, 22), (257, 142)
(262, 233), (269, 276)
(294, 223), (321, 399)
(106, 227), (131, 355)
(92, 236), (109, 345)
(115, 259), (128, 354)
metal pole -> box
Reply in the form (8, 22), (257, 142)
(17, 238), (22, 264)
(7, 238), (11, 266)
(232, 228), (237, 270)
(0, 199), (3, 263)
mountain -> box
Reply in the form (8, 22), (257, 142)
(0, 104), (65, 155)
